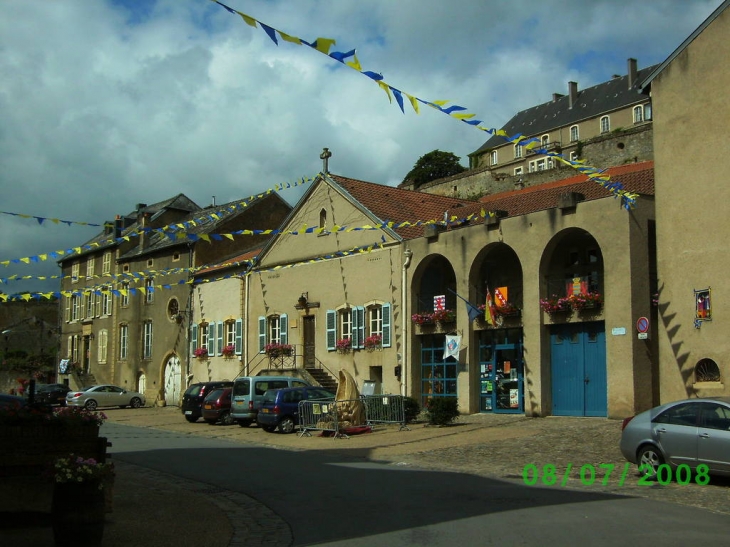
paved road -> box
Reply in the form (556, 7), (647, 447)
(100, 408), (730, 546)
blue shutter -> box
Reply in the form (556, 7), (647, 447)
(354, 306), (365, 349)
(191, 324), (198, 354)
(280, 314), (288, 346)
(326, 310), (336, 351)
(382, 303), (391, 347)
(209, 322), (216, 354)
(235, 319), (243, 355)
(217, 321), (224, 355)
(258, 316), (266, 353)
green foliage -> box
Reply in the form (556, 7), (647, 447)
(402, 150), (466, 188)
(403, 396), (421, 423)
(425, 397), (460, 425)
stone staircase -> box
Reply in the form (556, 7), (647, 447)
(305, 367), (338, 393)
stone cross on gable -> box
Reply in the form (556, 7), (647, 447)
(320, 147), (332, 173)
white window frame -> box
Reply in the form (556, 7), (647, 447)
(71, 263), (80, 283)
(102, 288), (112, 316)
(86, 257), (95, 279)
(339, 308), (353, 341)
(570, 151), (579, 162)
(536, 158), (547, 171)
(541, 134), (549, 147)
(145, 278), (154, 304)
(225, 321), (236, 347)
(528, 160), (536, 173)
(71, 295), (80, 322)
(368, 305), (383, 338)
(514, 167), (523, 176)
(120, 324), (128, 360)
(200, 323), (210, 352)
(97, 329), (108, 364)
(121, 282), (129, 307)
(102, 252), (112, 275)
(570, 125), (579, 142)
(633, 105), (643, 123)
(86, 292), (94, 318)
(600, 115), (610, 133)
(143, 321), (153, 359)
(489, 150), (498, 166)
(513, 144), (522, 159)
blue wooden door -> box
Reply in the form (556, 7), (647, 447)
(551, 322), (606, 416)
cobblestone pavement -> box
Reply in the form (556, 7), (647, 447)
(105, 406), (730, 519)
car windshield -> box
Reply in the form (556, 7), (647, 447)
(186, 385), (202, 397)
(232, 379), (250, 397)
(262, 389), (280, 404)
(205, 389), (224, 401)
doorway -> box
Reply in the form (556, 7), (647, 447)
(303, 315), (316, 367)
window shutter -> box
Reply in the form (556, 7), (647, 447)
(354, 306), (365, 349)
(235, 319), (243, 355)
(95, 292), (102, 317)
(191, 324), (198, 354)
(326, 310), (336, 351)
(208, 322), (216, 354)
(65, 296), (71, 322)
(280, 314), (288, 346)
(382, 303), (392, 347)
(217, 321), (224, 355)
(258, 316), (266, 353)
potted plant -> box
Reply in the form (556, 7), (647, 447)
(569, 291), (603, 311)
(363, 334), (382, 352)
(494, 302), (520, 318)
(336, 338), (352, 354)
(431, 309), (456, 323)
(539, 295), (573, 315)
(411, 312), (434, 325)
(50, 454), (115, 546)
(264, 343), (293, 358)
(194, 347), (209, 360)
(221, 344), (236, 358)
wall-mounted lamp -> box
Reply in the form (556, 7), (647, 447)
(172, 310), (191, 324)
(298, 293), (309, 308)
(89, 332), (95, 341)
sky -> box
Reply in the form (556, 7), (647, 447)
(0, 0), (723, 298)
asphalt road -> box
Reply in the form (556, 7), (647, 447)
(104, 420), (730, 546)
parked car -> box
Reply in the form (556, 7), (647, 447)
(257, 386), (335, 433)
(33, 383), (71, 405)
(0, 393), (26, 410)
(231, 375), (309, 427)
(181, 381), (233, 423)
(66, 385), (145, 410)
(620, 396), (730, 478)
(201, 387), (234, 425)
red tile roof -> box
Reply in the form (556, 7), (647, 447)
(194, 248), (260, 277)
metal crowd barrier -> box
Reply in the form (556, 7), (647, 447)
(361, 394), (410, 431)
(298, 399), (343, 438)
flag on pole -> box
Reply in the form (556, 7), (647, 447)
(447, 288), (482, 322)
(444, 334), (461, 360)
(485, 286), (497, 326)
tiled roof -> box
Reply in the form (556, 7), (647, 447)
(329, 174), (481, 240)
(476, 161), (654, 218)
(475, 65), (658, 153)
(194, 248), (260, 277)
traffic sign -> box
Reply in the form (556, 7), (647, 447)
(636, 317), (649, 333)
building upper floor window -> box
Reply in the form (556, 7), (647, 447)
(514, 144), (522, 159)
(86, 257), (95, 279)
(326, 302), (391, 351)
(119, 324), (128, 360)
(145, 278), (154, 304)
(85, 291), (95, 319)
(570, 125), (579, 142)
(319, 209), (327, 232)
(66, 294), (80, 322)
(514, 167), (523, 176)
(143, 321), (153, 359)
(97, 329), (108, 364)
(101, 288), (112, 316)
(489, 150), (498, 166)
(71, 263), (79, 283)
(600, 116), (610, 134)
(257, 314), (288, 353)
(102, 252), (112, 275)
(172, 252), (180, 262)
(121, 282), (130, 307)
(541, 135), (549, 147)
(634, 104), (652, 123)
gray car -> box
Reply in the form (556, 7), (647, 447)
(66, 384), (145, 410)
(620, 396), (730, 478)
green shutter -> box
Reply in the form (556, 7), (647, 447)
(382, 303), (391, 347)
(209, 322), (216, 354)
(258, 316), (266, 353)
(191, 324), (198, 354)
(354, 306), (365, 349)
(326, 310), (336, 351)
(235, 319), (243, 355)
(280, 314), (288, 346)
(217, 321), (224, 355)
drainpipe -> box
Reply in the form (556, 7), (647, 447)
(401, 248), (413, 397)
(244, 270), (251, 375)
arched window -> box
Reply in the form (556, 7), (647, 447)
(695, 358), (721, 383)
(319, 209), (327, 231)
(570, 125), (579, 142)
(600, 116), (610, 134)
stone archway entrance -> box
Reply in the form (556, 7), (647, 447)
(163, 355), (181, 406)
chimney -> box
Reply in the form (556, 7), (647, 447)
(104, 221), (113, 236)
(114, 215), (123, 239)
(568, 81), (578, 109)
(628, 58), (637, 89)
(552, 93), (564, 103)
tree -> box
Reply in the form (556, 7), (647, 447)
(402, 150), (466, 188)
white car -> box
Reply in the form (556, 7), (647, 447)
(66, 384), (145, 410)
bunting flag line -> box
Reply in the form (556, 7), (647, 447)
(211, 0), (638, 208)
(0, 210), (105, 228)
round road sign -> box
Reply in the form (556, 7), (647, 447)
(636, 317), (649, 333)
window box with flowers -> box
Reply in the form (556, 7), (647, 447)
(539, 295), (573, 316)
(194, 347), (209, 360)
(265, 343), (293, 358)
(221, 345), (236, 359)
(364, 334), (382, 352)
(411, 313), (434, 326)
(336, 338), (352, 354)
(431, 309), (456, 324)
(569, 292), (603, 311)
(493, 302), (521, 318)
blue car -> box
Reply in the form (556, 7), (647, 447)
(257, 386), (335, 433)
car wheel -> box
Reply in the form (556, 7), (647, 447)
(185, 415), (198, 423)
(130, 397), (142, 409)
(278, 416), (296, 434)
(84, 399), (98, 411)
(637, 444), (664, 479)
(220, 411), (234, 426)
(261, 425), (277, 433)
(237, 420), (252, 428)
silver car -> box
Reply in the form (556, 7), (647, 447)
(620, 396), (730, 478)
(66, 384), (145, 410)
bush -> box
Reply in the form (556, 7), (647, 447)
(425, 397), (459, 426)
(403, 397), (420, 423)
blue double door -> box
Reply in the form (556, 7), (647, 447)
(550, 322), (607, 417)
